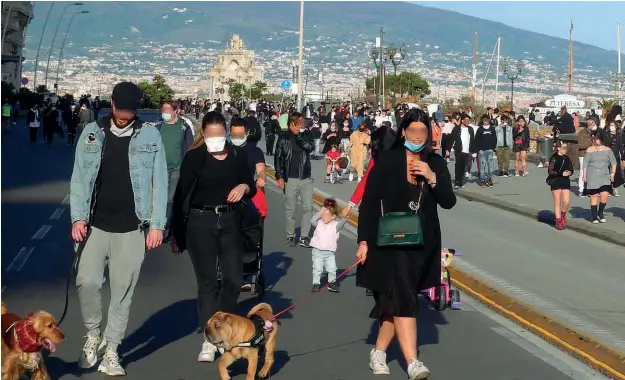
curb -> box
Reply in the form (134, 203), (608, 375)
(454, 190), (625, 248)
(265, 167), (625, 380)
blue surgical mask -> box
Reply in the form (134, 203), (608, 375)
(162, 113), (172, 122)
(404, 140), (425, 153)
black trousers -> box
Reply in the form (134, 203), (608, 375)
(186, 209), (244, 327)
(266, 134), (275, 155)
(68, 126), (77, 145)
(29, 128), (38, 144)
(44, 126), (55, 145)
(455, 152), (471, 186)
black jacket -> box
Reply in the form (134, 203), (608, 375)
(555, 112), (575, 134)
(171, 143), (257, 251)
(244, 116), (262, 143)
(450, 125), (475, 153)
(264, 119), (281, 136)
(474, 126), (497, 152)
(274, 131), (315, 182)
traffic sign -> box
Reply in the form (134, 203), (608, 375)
(21, 77), (28, 86)
(280, 80), (292, 91)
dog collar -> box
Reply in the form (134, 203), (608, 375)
(236, 315), (267, 348)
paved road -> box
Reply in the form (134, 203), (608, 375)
(253, 132), (625, 357)
(0, 114), (607, 379)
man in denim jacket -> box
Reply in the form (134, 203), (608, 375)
(70, 82), (167, 376)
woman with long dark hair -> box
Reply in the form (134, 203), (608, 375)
(513, 115), (530, 176)
(356, 108), (456, 379)
(171, 111), (256, 362)
(547, 141), (574, 230)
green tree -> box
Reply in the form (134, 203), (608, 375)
(35, 85), (49, 93)
(225, 79), (247, 100)
(250, 81), (268, 99)
(365, 72), (431, 98)
(137, 74), (174, 108)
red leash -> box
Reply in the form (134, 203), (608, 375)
(269, 261), (360, 321)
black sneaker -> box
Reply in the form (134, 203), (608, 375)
(299, 237), (311, 248)
(328, 283), (339, 292)
(487, 179), (494, 187)
(311, 284), (321, 292)
(479, 180), (486, 187)
(286, 237), (296, 247)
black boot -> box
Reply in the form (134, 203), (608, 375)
(590, 205), (598, 223)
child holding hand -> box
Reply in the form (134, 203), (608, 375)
(310, 199), (347, 293)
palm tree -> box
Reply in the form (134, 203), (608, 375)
(598, 98), (616, 118)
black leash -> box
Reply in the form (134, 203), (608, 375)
(56, 228), (90, 327)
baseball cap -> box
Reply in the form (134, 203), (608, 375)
(111, 82), (143, 112)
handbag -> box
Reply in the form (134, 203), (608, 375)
(376, 182), (424, 247)
(545, 158), (565, 186)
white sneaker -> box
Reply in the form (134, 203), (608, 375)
(358, 176), (362, 183)
(369, 348), (390, 375)
(198, 341), (217, 362)
(349, 173), (354, 182)
(407, 359), (430, 380)
(78, 333), (106, 369)
(97, 348), (125, 376)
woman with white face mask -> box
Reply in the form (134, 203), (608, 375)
(171, 111), (256, 363)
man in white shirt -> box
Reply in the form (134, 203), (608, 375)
(451, 114), (475, 189)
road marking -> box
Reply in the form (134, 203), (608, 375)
(49, 208), (65, 220)
(31, 225), (52, 240)
(62, 194), (70, 204)
(6, 247), (35, 272)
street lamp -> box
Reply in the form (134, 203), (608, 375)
(33, 2), (55, 91)
(54, 10), (89, 92)
(44, 2), (83, 89)
(369, 28), (404, 107)
(502, 58), (524, 109)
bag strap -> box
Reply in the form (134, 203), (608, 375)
(380, 181), (424, 216)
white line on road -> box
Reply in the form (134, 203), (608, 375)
(62, 194), (70, 204)
(31, 225), (52, 240)
(49, 208), (65, 220)
(6, 247), (35, 272)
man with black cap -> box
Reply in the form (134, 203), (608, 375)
(70, 81), (168, 376)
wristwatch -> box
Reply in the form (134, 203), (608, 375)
(428, 173), (437, 185)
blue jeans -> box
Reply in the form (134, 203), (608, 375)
(478, 149), (494, 180)
(311, 248), (337, 285)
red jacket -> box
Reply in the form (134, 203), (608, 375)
(349, 158), (375, 206)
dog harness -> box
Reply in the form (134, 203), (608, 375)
(236, 315), (270, 348)
(4, 314), (42, 353)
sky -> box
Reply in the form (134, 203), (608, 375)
(414, 1), (624, 51)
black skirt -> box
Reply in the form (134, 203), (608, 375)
(586, 185), (613, 195)
(550, 177), (571, 191)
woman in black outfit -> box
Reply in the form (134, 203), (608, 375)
(171, 111), (256, 361)
(547, 141), (574, 230)
(356, 108), (456, 380)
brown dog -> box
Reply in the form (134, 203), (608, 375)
(1, 301), (64, 380)
(205, 303), (278, 380)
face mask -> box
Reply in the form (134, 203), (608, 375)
(230, 135), (247, 146)
(330, 126), (336, 131)
(205, 136), (226, 153)
(483, 124), (490, 129)
(343, 122), (348, 127)
(610, 126), (616, 132)
(162, 113), (172, 122)
(299, 128), (306, 133)
(404, 140), (425, 153)
(591, 125), (598, 131)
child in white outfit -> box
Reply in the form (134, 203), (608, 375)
(310, 198), (347, 293)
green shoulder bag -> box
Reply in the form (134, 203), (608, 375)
(376, 183), (424, 247)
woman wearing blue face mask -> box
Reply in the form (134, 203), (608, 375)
(355, 108), (456, 380)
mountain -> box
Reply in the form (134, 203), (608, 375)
(23, 1), (623, 80)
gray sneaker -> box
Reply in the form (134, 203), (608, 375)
(407, 359), (430, 380)
(97, 349), (125, 376)
(78, 333), (106, 369)
(369, 348), (390, 375)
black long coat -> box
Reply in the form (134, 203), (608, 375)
(356, 147), (456, 293)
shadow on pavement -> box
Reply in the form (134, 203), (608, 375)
(45, 356), (83, 379)
(365, 298), (447, 369)
(606, 206), (625, 222)
(226, 350), (290, 379)
(119, 298), (198, 366)
(569, 206), (592, 222)
(261, 251), (293, 289)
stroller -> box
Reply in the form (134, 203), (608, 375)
(217, 199), (266, 299)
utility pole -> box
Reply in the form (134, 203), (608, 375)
(378, 27), (385, 107)
(568, 20), (573, 94)
(472, 32), (478, 102)
(618, 22), (622, 94)
(296, 0), (304, 111)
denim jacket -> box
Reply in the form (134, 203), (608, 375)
(495, 123), (513, 148)
(70, 118), (168, 230)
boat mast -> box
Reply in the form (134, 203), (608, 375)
(568, 20), (573, 94)
(481, 37), (500, 106)
(495, 36), (501, 104)
(472, 32), (478, 102)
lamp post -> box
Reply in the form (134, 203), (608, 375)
(291, 59), (298, 103)
(44, 2), (83, 89)
(55, 10), (89, 92)
(369, 28), (404, 107)
(612, 72), (625, 106)
(502, 58), (523, 110)
(33, 2), (55, 91)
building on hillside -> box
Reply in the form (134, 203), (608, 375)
(1, 1), (34, 93)
(209, 34), (264, 101)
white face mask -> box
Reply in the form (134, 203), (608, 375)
(299, 128), (306, 133)
(483, 124), (490, 129)
(610, 126), (616, 132)
(591, 125), (598, 131)
(205, 136), (226, 153)
(230, 135), (247, 146)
